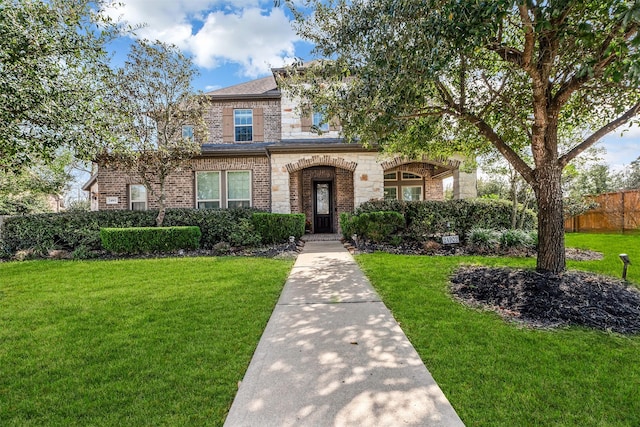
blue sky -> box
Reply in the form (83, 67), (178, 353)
(102, 0), (639, 172)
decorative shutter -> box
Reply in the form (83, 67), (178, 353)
(253, 108), (264, 142)
(222, 107), (234, 142)
(301, 113), (312, 132)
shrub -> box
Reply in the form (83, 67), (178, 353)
(500, 229), (535, 249)
(467, 228), (501, 253)
(100, 226), (201, 254)
(341, 211), (405, 243)
(251, 213), (305, 244)
(229, 218), (262, 247)
(0, 208), (261, 255)
(356, 199), (536, 241)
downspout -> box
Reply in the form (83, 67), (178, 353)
(264, 147), (272, 212)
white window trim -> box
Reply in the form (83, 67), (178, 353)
(234, 109), (253, 142)
(226, 170), (252, 208)
(129, 184), (147, 211)
(402, 185), (423, 201)
(384, 171), (398, 180)
(195, 171), (221, 209)
(401, 172), (422, 180)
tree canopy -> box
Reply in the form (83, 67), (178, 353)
(283, 0), (640, 272)
(98, 39), (208, 226)
(0, 0), (122, 171)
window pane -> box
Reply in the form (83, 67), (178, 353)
(402, 172), (421, 180)
(227, 171), (250, 200)
(197, 201), (220, 209)
(132, 201), (146, 211)
(316, 183), (330, 215)
(182, 125), (194, 141)
(313, 111), (329, 131)
(384, 187), (398, 200)
(235, 125), (253, 142)
(130, 185), (146, 202)
(384, 172), (397, 180)
(402, 186), (422, 201)
(197, 172), (220, 201)
(228, 200), (251, 209)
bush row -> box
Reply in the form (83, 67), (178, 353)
(340, 211), (405, 243)
(467, 228), (537, 253)
(352, 199), (536, 241)
(1, 209), (305, 257)
(101, 226), (201, 254)
(252, 213), (305, 244)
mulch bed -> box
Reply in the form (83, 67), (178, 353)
(451, 266), (640, 334)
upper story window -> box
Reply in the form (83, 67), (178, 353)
(182, 125), (194, 141)
(234, 109), (253, 142)
(312, 111), (330, 132)
(130, 184), (147, 211)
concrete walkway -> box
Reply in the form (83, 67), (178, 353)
(224, 241), (464, 427)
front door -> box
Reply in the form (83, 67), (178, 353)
(314, 181), (332, 233)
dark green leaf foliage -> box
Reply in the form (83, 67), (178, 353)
(0, 208), (262, 256)
(352, 199), (536, 242)
(251, 213), (306, 244)
(100, 226), (201, 254)
(340, 211), (405, 243)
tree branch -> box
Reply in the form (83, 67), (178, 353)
(460, 111), (535, 184)
(559, 101), (640, 166)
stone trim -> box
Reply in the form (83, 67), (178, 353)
(285, 155), (358, 173)
(380, 155), (460, 171)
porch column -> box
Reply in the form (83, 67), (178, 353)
(453, 167), (477, 199)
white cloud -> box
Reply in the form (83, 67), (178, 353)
(103, 1), (299, 77)
(600, 124), (640, 171)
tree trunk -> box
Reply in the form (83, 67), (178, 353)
(534, 164), (565, 273)
(510, 175), (518, 229)
(156, 181), (166, 227)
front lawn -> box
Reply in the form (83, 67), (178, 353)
(356, 233), (640, 426)
(0, 257), (293, 426)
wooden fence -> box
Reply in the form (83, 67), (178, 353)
(565, 189), (640, 233)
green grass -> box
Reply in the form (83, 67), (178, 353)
(356, 234), (640, 426)
(0, 257), (293, 426)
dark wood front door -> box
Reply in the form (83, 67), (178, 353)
(314, 181), (332, 233)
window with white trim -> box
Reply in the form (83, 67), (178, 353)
(384, 172), (397, 180)
(196, 172), (221, 209)
(402, 186), (423, 201)
(384, 187), (398, 200)
(227, 171), (251, 208)
(130, 184), (147, 211)
(234, 109), (253, 142)
(182, 125), (194, 141)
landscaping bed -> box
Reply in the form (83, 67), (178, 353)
(451, 266), (640, 334)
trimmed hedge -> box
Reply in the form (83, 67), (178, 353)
(340, 211), (405, 243)
(0, 208), (261, 256)
(251, 213), (305, 244)
(100, 226), (201, 254)
(354, 199), (536, 241)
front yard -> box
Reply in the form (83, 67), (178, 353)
(357, 233), (640, 426)
(0, 257), (293, 426)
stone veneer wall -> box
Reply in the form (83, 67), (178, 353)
(95, 156), (270, 211)
(205, 99), (281, 143)
(280, 92), (342, 140)
(271, 152), (383, 214)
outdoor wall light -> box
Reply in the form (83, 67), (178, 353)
(619, 254), (631, 280)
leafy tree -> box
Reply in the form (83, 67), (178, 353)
(98, 40), (208, 227)
(0, 151), (75, 215)
(282, 0), (640, 273)
(617, 155), (640, 189)
(0, 0), (123, 171)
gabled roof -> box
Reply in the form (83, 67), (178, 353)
(205, 75), (279, 99)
